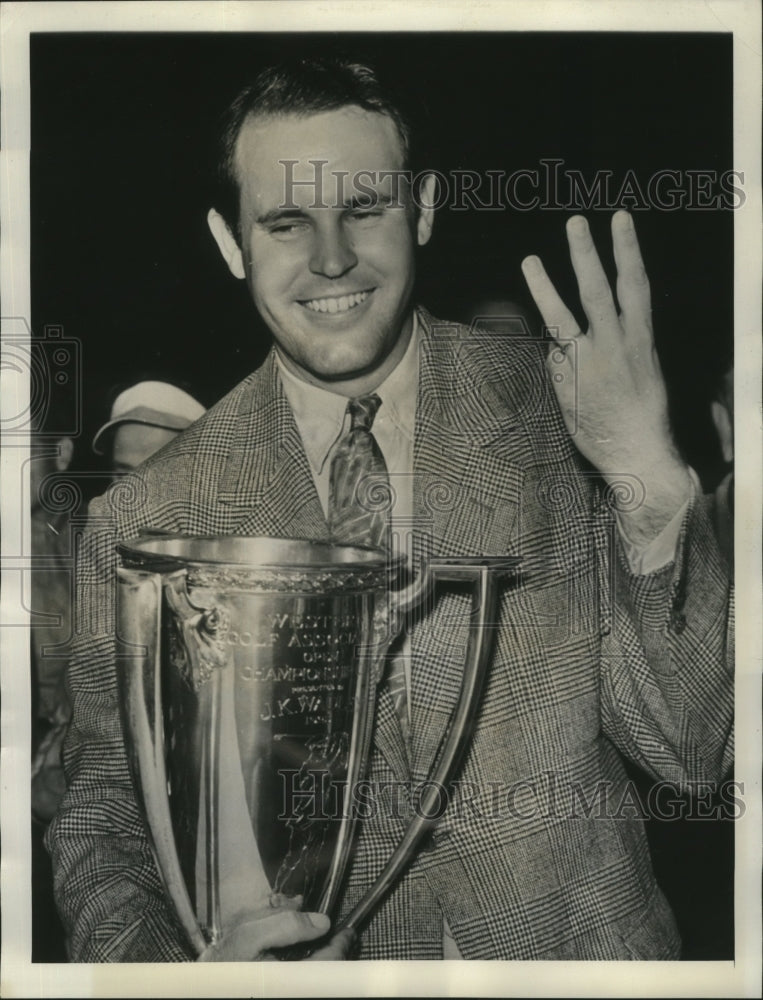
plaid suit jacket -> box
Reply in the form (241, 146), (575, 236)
(48, 309), (733, 961)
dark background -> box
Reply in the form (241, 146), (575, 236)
(30, 31), (734, 961)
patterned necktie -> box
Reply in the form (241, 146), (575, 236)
(328, 396), (408, 737)
(328, 394), (390, 552)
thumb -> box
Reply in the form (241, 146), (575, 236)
(307, 926), (356, 960)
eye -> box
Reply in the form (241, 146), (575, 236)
(270, 221), (310, 237)
(347, 207), (383, 223)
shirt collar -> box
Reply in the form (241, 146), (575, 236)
(276, 311), (420, 476)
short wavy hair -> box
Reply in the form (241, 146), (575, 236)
(211, 55), (419, 241)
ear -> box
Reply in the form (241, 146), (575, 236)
(207, 209), (245, 280)
(415, 173), (437, 247)
(55, 437), (74, 472)
(710, 400), (734, 464)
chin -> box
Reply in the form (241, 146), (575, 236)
(311, 359), (378, 383)
(310, 343), (386, 381)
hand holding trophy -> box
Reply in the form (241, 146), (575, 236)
(196, 899), (355, 961)
(117, 534), (519, 959)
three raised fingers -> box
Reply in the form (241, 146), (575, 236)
(522, 211), (650, 343)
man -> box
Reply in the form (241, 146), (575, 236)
(30, 430), (75, 823)
(92, 380), (207, 477)
(30, 429), (75, 962)
(30, 383), (206, 959)
(31, 381), (206, 823)
(48, 56), (732, 962)
(710, 363), (734, 569)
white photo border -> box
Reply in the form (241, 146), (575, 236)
(1, 2), (760, 997)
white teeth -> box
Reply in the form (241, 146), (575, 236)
(303, 290), (369, 313)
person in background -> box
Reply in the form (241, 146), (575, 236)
(710, 364), (734, 570)
(32, 380), (206, 824)
(93, 380), (206, 477)
(30, 426), (75, 962)
(30, 380), (206, 961)
(462, 294), (533, 338)
(30, 431), (75, 824)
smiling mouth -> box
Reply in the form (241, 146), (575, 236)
(300, 290), (372, 314)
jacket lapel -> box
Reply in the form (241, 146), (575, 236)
(216, 353), (330, 541)
(407, 311), (525, 782)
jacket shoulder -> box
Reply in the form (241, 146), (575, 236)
(419, 304), (546, 381)
(416, 306), (565, 437)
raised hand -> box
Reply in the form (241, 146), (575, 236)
(521, 211), (693, 545)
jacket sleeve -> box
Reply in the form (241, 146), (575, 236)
(598, 491), (734, 787)
(45, 495), (192, 962)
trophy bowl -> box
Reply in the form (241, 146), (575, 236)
(117, 534), (404, 955)
(116, 532), (519, 956)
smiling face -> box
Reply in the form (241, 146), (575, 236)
(208, 106), (434, 395)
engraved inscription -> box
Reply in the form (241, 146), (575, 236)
(229, 609), (361, 729)
(230, 592), (368, 906)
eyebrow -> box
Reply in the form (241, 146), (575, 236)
(346, 193), (395, 210)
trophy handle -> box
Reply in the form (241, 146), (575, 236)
(116, 567), (208, 956)
(335, 555), (521, 935)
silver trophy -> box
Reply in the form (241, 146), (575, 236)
(116, 533), (518, 955)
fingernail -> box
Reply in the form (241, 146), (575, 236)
(306, 912), (331, 930)
(568, 215), (587, 235)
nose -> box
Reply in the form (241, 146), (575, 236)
(309, 217), (358, 278)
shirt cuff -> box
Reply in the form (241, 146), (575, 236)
(616, 467), (700, 575)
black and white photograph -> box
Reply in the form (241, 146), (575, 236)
(1, 1), (760, 997)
